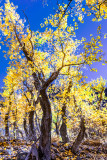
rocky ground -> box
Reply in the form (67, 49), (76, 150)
(0, 137), (107, 160)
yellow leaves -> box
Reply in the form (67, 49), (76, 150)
(41, 4), (69, 29)
(102, 63), (105, 65)
(98, 42), (103, 47)
(5, 0), (11, 10)
(74, 22), (78, 27)
(86, 0), (107, 19)
(44, 19), (48, 25)
(3, 50), (6, 53)
(81, 37), (86, 42)
(86, 0), (95, 5)
(104, 33), (107, 39)
(10, 54), (14, 60)
(3, 28), (9, 36)
(78, 15), (83, 22)
(90, 68), (97, 72)
(82, 8), (85, 12)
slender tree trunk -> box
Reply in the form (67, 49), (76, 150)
(60, 104), (69, 143)
(54, 113), (60, 136)
(13, 109), (18, 139)
(71, 117), (85, 154)
(55, 122), (60, 135)
(4, 91), (13, 138)
(38, 90), (52, 160)
(23, 117), (28, 138)
(5, 112), (9, 137)
(17, 127), (24, 139)
(29, 110), (37, 141)
(13, 121), (16, 139)
(60, 81), (72, 143)
(35, 111), (41, 136)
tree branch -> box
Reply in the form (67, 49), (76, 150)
(57, 0), (73, 26)
(22, 10), (34, 57)
(14, 25), (33, 62)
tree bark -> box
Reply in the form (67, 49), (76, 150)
(4, 92), (13, 138)
(60, 104), (69, 143)
(29, 110), (37, 141)
(25, 143), (39, 160)
(35, 111), (41, 136)
(5, 112), (9, 137)
(13, 121), (16, 139)
(17, 127), (24, 139)
(38, 90), (52, 160)
(23, 117), (29, 138)
(55, 122), (60, 135)
(71, 117), (85, 154)
(32, 72), (56, 160)
(54, 113), (60, 136)
(60, 81), (72, 143)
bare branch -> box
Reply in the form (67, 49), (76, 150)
(24, 92), (31, 106)
(14, 25), (33, 62)
(57, 0), (73, 26)
(22, 10), (34, 57)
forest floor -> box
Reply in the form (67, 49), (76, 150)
(0, 137), (107, 160)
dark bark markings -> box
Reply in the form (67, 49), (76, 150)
(29, 110), (37, 141)
(23, 115), (29, 138)
(5, 112), (9, 137)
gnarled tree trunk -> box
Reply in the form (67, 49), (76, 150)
(25, 90), (52, 160)
(29, 110), (37, 141)
(38, 90), (52, 160)
(60, 104), (69, 143)
(23, 117), (28, 138)
(71, 117), (85, 154)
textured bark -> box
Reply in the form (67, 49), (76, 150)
(54, 113), (60, 136)
(29, 110), (37, 141)
(25, 143), (39, 160)
(32, 71), (60, 160)
(13, 121), (16, 139)
(60, 81), (72, 143)
(60, 104), (69, 143)
(23, 117), (29, 138)
(71, 117), (85, 154)
(5, 112), (9, 137)
(38, 90), (52, 160)
(4, 92), (13, 138)
(17, 127), (24, 139)
(13, 109), (19, 139)
(35, 111), (41, 136)
(55, 122), (60, 135)
(25, 89), (52, 160)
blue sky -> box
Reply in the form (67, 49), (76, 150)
(0, 0), (107, 88)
